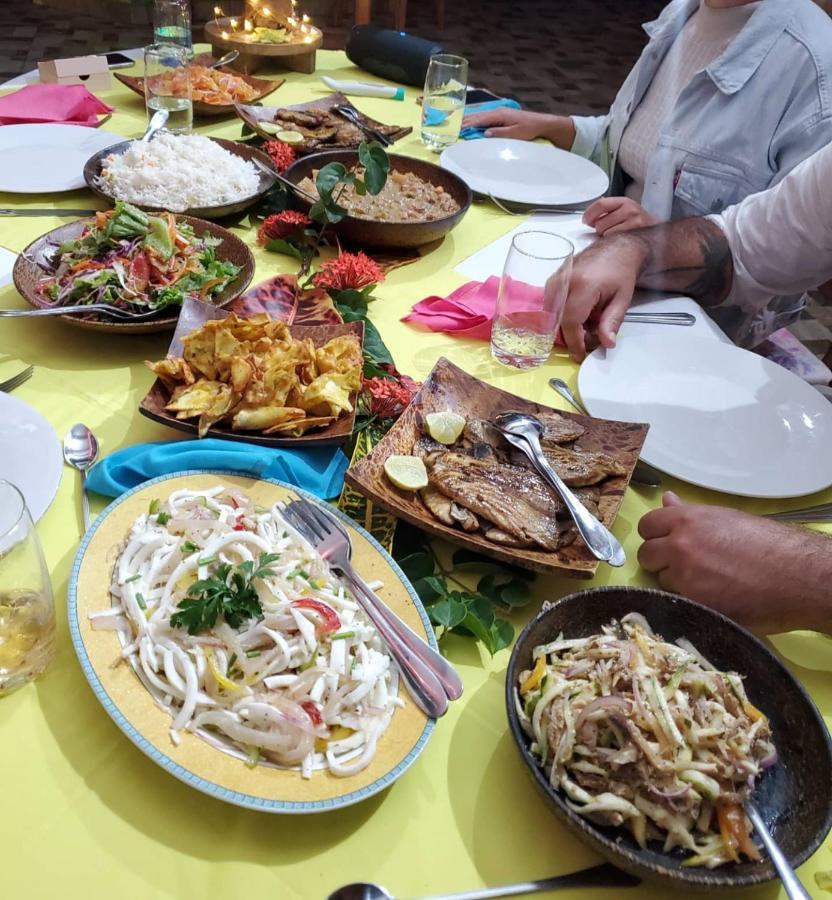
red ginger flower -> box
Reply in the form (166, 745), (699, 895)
(263, 139), (297, 174)
(312, 251), (385, 292)
(363, 373), (420, 419)
(257, 210), (310, 245)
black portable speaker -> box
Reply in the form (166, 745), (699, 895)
(345, 25), (444, 87)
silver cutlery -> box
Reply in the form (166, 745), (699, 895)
(333, 104), (393, 147)
(495, 412), (625, 566)
(250, 156), (318, 203)
(63, 423), (99, 534)
(142, 107), (169, 142)
(765, 502), (832, 523)
(0, 208), (100, 217)
(0, 303), (163, 321)
(0, 365), (33, 393)
(484, 194), (586, 216)
(744, 801), (811, 900)
(209, 49), (239, 69)
(623, 311), (696, 325)
(548, 378), (662, 488)
(327, 863), (639, 900)
(283, 499), (462, 718)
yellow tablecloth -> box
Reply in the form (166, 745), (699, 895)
(1, 50), (830, 900)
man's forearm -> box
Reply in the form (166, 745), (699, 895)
(627, 217), (735, 307)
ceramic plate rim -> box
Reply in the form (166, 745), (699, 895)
(440, 138), (609, 206)
(578, 334), (832, 499)
(67, 469), (437, 814)
(0, 391), (62, 523)
(0, 123), (122, 193)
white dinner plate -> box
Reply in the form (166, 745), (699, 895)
(0, 124), (121, 193)
(0, 392), (63, 521)
(440, 138), (609, 207)
(578, 334), (832, 498)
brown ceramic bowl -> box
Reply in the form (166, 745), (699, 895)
(83, 138), (277, 220)
(283, 150), (472, 249)
(13, 215), (255, 335)
(506, 586), (832, 888)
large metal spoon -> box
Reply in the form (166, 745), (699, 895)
(744, 801), (811, 900)
(327, 863), (639, 900)
(63, 423), (99, 534)
(548, 378), (662, 488)
(495, 412), (625, 565)
(141, 107), (169, 142)
(208, 49), (240, 69)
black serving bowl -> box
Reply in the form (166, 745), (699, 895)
(283, 150), (472, 249)
(505, 586), (832, 889)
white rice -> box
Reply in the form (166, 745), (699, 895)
(99, 133), (261, 212)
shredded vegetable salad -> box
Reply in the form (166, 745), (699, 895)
(37, 201), (241, 313)
(91, 487), (401, 778)
(515, 613), (776, 868)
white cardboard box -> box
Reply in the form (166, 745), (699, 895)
(38, 56), (111, 91)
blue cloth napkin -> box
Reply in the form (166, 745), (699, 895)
(86, 439), (349, 500)
(460, 98), (522, 140)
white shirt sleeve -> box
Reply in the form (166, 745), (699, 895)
(709, 142), (832, 312)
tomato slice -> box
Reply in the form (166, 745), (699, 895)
(301, 700), (322, 726)
(291, 599), (341, 635)
(128, 252), (150, 293)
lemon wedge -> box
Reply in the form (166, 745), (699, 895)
(425, 410), (465, 445)
(384, 455), (428, 491)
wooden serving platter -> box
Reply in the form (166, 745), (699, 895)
(346, 358), (649, 577)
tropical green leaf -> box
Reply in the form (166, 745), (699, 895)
(429, 596), (468, 630)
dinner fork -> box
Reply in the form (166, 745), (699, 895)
(0, 303), (165, 321)
(0, 364), (33, 392)
(332, 105), (393, 147)
(282, 499), (463, 717)
(765, 502), (832, 523)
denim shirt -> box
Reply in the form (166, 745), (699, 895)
(570, 0), (832, 345)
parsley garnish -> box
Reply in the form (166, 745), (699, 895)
(181, 540), (198, 555)
(170, 552), (281, 635)
(156, 512), (171, 525)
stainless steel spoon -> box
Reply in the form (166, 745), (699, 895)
(548, 378), (662, 488)
(249, 156), (319, 204)
(63, 424), (99, 533)
(744, 801), (812, 900)
(327, 863), (639, 900)
(209, 49), (240, 69)
(495, 412), (625, 565)
(141, 107), (169, 142)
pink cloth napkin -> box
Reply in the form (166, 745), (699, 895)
(0, 84), (113, 126)
(403, 275), (562, 343)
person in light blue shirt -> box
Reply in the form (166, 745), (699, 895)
(463, 0), (832, 346)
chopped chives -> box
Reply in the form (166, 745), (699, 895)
(181, 540), (198, 555)
(135, 592), (147, 611)
(124, 574), (141, 584)
(226, 653), (237, 674)
(198, 554), (218, 566)
(331, 631), (356, 641)
(148, 499), (160, 515)
(245, 650), (262, 659)
(156, 512), (171, 525)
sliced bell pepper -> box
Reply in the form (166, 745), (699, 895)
(291, 599), (341, 635)
(520, 654), (547, 695)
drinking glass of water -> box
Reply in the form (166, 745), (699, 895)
(491, 230), (574, 369)
(144, 43), (193, 135)
(421, 54), (469, 152)
(153, 0), (192, 48)
(0, 481), (55, 696)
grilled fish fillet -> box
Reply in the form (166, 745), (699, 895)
(538, 412), (586, 444)
(511, 444), (627, 487)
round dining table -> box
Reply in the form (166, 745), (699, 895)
(0, 47), (829, 900)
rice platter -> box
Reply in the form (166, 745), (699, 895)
(97, 133), (261, 213)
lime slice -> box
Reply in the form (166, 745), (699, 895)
(384, 455), (428, 491)
(275, 129), (304, 144)
(257, 121), (283, 136)
(425, 410), (465, 445)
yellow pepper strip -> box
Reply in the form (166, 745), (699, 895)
(521, 654), (547, 695)
(315, 725), (354, 753)
(205, 648), (245, 694)
(743, 701), (767, 723)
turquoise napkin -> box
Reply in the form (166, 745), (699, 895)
(460, 98), (522, 140)
(86, 439), (349, 500)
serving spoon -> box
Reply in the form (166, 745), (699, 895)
(495, 412), (625, 566)
(63, 423), (99, 534)
(141, 107), (169, 143)
(208, 49), (240, 69)
(327, 863), (639, 900)
(744, 801), (812, 900)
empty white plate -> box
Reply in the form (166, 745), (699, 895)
(440, 138), (609, 207)
(578, 334), (832, 498)
(0, 124), (121, 193)
(0, 393), (62, 521)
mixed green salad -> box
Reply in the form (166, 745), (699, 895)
(37, 201), (242, 314)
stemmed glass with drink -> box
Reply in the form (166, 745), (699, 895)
(421, 54), (469, 152)
(0, 481), (55, 696)
(490, 230), (574, 369)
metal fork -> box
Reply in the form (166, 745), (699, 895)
(332, 105), (393, 147)
(283, 499), (463, 717)
(0, 303), (165, 321)
(0, 364), (33, 392)
(765, 502), (832, 523)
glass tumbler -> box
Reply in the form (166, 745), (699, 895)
(153, 0), (193, 48)
(420, 54), (469, 152)
(144, 43), (193, 135)
(490, 230), (574, 369)
(0, 481), (55, 696)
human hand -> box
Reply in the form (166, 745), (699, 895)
(583, 197), (659, 236)
(460, 109), (576, 146)
(638, 492), (832, 634)
(556, 234), (647, 361)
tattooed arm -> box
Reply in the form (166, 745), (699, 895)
(558, 217), (734, 361)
